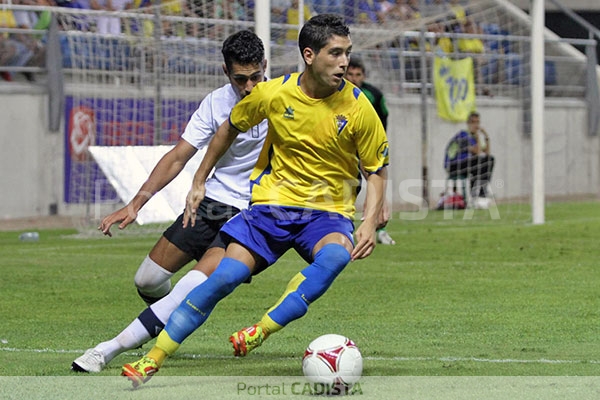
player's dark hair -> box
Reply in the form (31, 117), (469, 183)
(468, 111), (480, 121)
(222, 30), (265, 72)
(298, 14), (350, 56)
(348, 57), (365, 73)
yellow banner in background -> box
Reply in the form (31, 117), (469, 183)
(434, 57), (476, 122)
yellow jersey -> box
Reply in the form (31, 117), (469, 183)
(458, 38), (485, 54)
(230, 73), (389, 219)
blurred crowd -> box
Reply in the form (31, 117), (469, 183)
(2, 0), (494, 81)
(1, 0), (51, 81)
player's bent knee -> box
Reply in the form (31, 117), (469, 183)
(134, 255), (174, 291)
(135, 256), (174, 304)
(299, 244), (351, 303)
(204, 258), (251, 300)
(314, 243), (351, 275)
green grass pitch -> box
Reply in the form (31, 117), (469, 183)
(1, 201), (599, 397)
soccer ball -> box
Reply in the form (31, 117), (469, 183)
(302, 334), (363, 395)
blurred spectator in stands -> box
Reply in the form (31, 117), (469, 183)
(90, 0), (131, 35)
(406, 0), (421, 19)
(56, 0), (93, 31)
(12, 0), (52, 80)
(0, 6), (33, 81)
(160, 0), (197, 37)
(0, 36), (17, 80)
(427, 19), (453, 55)
(457, 19), (483, 53)
(457, 18), (486, 91)
(271, 0), (287, 17)
(14, 0), (52, 33)
(270, 0), (310, 44)
(424, 0), (448, 18)
(377, 0), (403, 22)
(283, 0), (312, 44)
(344, 0), (380, 24)
(408, 19), (451, 54)
(383, 0), (419, 23)
(189, 0), (246, 21)
(310, 0), (342, 16)
(448, 0), (466, 27)
(270, 0), (285, 43)
(123, 0), (153, 37)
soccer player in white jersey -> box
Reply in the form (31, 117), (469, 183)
(71, 30), (268, 373)
(122, 14), (389, 387)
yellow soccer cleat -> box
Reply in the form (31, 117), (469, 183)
(229, 324), (268, 357)
(121, 356), (159, 388)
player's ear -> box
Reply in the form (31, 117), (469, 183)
(303, 47), (314, 66)
(222, 63), (228, 76)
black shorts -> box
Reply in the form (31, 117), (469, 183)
(162, 197), (241, 261)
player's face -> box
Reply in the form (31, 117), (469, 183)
(225, 61), (266, 99)
(467, 116), (480, 133)
(305, 34), (352, 93)
(345, 66), (364, 88)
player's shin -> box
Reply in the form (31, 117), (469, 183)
(144, 269), (209, 336)
(162, 258), (251, 345)
(267, 244), (350, 327)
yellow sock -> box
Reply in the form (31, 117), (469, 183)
(259, 314), (283, 337)
(258, 272), (305, 336)
(147, 330), (180, 367)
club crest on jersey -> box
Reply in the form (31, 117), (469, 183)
(283, 106), (295, 119)
(336, 115), (348, 136)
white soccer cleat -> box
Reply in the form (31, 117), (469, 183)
(376, 230), (396, 245)
(474, 197), (490, 210)
(72, 348), (106, 373)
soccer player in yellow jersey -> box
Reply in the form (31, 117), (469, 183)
(122, 14), (389, 387)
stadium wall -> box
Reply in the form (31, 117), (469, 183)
(0, 91), (63, 219)
(0, 91), (598, 220)
(405, 96), (599, 207)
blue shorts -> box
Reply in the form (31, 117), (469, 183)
(220, 205), (355, 266)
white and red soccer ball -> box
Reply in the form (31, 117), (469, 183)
(302, 334), (363, 394)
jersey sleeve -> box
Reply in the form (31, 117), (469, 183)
(181, 91), (218, 149)
(354, 95), (389, 174)
(229, 81), (269, 132)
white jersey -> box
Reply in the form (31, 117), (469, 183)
(181, 83), (267, 211)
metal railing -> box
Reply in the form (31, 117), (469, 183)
(1, 7), (596, 99)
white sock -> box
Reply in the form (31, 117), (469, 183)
(93, 270), (208, 365)
(150, 270), (208, 323)
(95, 319), (150, 364)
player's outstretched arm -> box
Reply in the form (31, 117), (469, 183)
(98, 140), (197, 236)
(480, 128), (490, 154)
(360, 161), (391, 230)
(352, 167), (387, 260)
(184, 120), (241, 228)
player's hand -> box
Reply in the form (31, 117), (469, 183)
(376, 201), (391, 230)
(351, 219), (377, 260)
(183, 183), (206, 228)
(98, 206), (138, 237)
